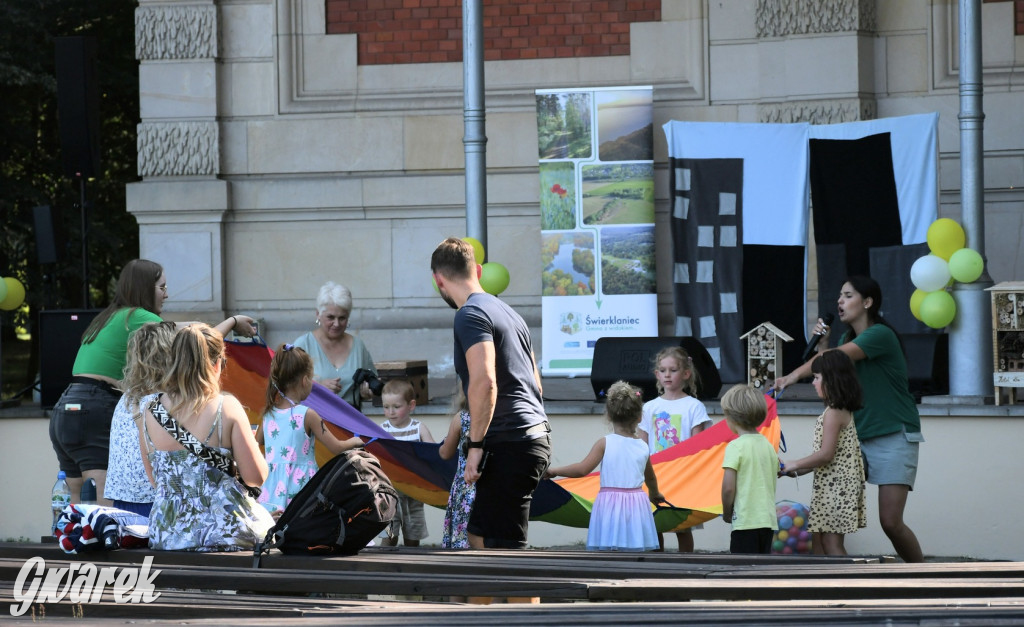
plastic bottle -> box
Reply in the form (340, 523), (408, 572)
(51, 471), (71, 534)
(80, 478), (97, 504)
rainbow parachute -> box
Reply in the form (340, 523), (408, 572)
(224, 339), (780, 532)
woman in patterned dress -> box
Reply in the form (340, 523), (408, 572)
(139, 324), (273, 551)
(779, 350), (866, 555)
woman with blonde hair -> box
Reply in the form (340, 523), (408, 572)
(139, 324), (273, 551)
(105, 321), (177, 516)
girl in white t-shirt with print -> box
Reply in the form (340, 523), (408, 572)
(638, 345), (712, 552)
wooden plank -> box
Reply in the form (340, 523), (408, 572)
(588, 577), (1024, 602)
(0, 558), (591, 601)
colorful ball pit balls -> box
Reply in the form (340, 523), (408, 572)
(772, 501), (812, 555)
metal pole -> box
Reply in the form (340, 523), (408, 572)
(462, 0), (487, 254)
(80, 176), (90, 309)
(950, 0), (992, 399)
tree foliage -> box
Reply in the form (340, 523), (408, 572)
(1, 0), (139, 390)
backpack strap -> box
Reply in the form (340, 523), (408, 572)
(150, 396), (261, 500)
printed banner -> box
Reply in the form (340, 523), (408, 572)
(536, 87), (657, 376)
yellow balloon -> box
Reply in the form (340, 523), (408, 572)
(909, 289), (928, 321)
(926, 218), (966, 261)
(0, 277), (7, 304)
(462, 237), (486, 264)
(0, 277), (26, 311)
(777, 530), (789, 542)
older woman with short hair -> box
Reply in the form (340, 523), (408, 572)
(292, 281), (377, 408)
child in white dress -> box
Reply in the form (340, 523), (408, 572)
(547, 380), (664, 551)
(256, 344), (363, 515)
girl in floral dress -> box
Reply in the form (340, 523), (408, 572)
(779, 350), (867, 555)
(438, 382), (475, 548)
(256, 344), (364, 515)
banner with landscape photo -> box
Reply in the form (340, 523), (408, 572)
(536, 87), (657, 376)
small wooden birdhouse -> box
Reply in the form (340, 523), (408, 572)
(739, 322), (794, 390)
(987, 282), (1024, 405)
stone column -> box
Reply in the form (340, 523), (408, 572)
(127, 0), (229, 318)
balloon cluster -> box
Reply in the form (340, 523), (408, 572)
(0, 276), (26, 311)
(462, 237), (511, 296)
(772, 500), (812, 555)
(909, 219), (985, 329)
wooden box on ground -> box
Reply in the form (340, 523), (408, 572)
(372, 360), (429, 406)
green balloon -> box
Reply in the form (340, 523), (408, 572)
(919, 290), (956, 329)
(0, 277), (7, 304)
(480, 262), (510, 296)
(948, 247), (984, 283)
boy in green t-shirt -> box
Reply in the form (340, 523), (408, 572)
(721, 384), (778, 554)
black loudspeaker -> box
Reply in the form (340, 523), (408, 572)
(39, 309), (102, 409)
(33, 205), (61, 265)
(55, 36), (101, 178)
(591, 337), (722, 402)
(904, 332), (949, 402)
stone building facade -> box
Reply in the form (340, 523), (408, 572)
(127, 0), (1024, 374)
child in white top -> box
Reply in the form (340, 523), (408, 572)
(256, 344), (363, 515)
(379, 378), (435, 547)
(547, 380), (664, 551)
(638, 345), (712, 552)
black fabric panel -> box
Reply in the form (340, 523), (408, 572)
(810, 133), (902, 276)
(870, 242), (933, 335)
(669, 157), (744, 383)
(742, 245), (807, 377)
(816, 243), (849, 348)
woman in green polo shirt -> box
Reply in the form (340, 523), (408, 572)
(49, 259), (256, 505)
(775, 276), (924, 563)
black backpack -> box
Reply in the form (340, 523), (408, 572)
(253, 448), (399, 566)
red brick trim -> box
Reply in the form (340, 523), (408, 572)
(325, 0), (661, 65)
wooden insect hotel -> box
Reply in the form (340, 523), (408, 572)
(988, 282), (1024, 405)
(739, 322), (793, 390)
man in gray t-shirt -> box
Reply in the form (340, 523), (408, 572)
(431, 237), (551, 549)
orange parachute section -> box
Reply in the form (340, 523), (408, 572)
(553, 395), (781, 532)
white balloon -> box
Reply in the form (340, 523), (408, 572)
(910, 254), (951, 292)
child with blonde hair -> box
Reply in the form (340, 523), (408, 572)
(438, 379), (475, 548)
(547, 380), (664, 551)
(720, 384), (778, 554)
(256, 344), (363, 515)
(639, 345), (711, 552)
(380, 378), (435, 546)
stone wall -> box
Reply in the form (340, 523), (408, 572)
(127, 0), (1024, 376)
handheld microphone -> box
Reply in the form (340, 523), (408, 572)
(801, 312), (835, 363)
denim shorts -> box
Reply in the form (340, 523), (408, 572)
(49, 381), (120, 477)
(860, 427), (923, 489)
(467, 434), (551, 549)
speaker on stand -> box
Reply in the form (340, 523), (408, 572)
(55, 36), (101, 309)
(590, 337), (722, 402)
(39, 309), (101, 409)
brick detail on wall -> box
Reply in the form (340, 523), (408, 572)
(983, 0), (1024, 36)
(325, 0), (662, 65)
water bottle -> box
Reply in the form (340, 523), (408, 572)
(51, 471), (71, 534)
(80, 478), (97, 505)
